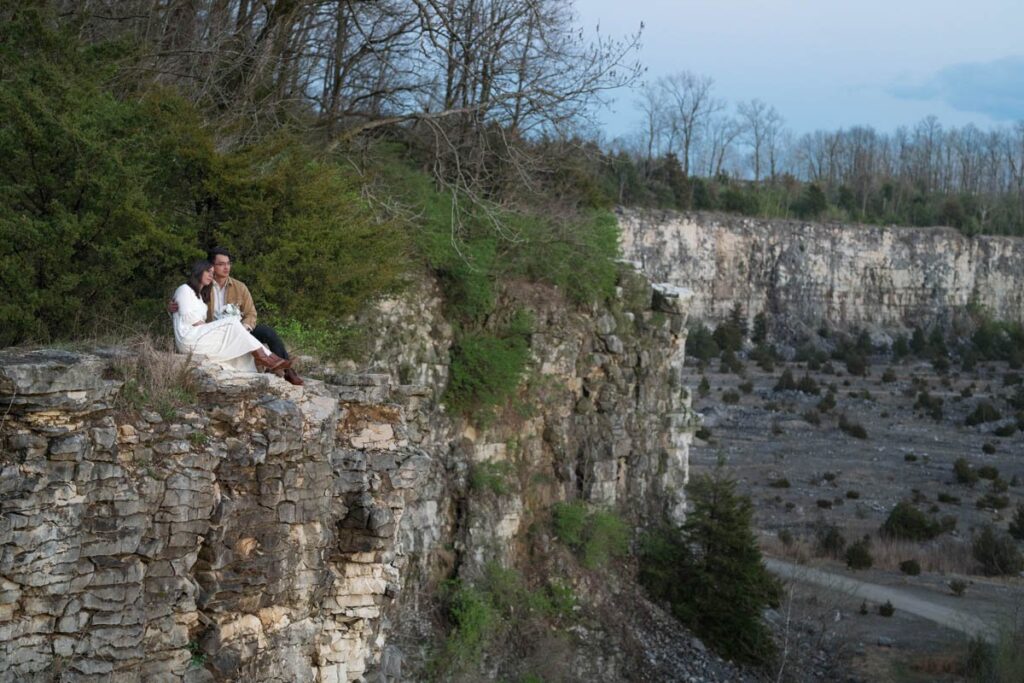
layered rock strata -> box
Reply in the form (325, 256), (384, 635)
(619, 209), (1024, 329)
(0, 272), (695, 682)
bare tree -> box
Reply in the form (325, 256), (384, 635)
(660, 71), (722, 177)
(737, 98), (783, 182)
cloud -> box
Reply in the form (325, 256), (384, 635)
(889, 56), (1024, 121)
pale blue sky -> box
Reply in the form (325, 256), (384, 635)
(575, 0), (1024, 138)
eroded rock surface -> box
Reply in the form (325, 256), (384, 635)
(0, 273), (696, 682)
(620, 209), (1024, 329)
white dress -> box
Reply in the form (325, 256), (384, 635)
(172, 284), (262, 372)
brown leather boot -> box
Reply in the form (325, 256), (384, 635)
(252, 350), (292, 371)
(283, 368), (304, 386)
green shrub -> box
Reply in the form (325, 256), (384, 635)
(904, 453), (918, 462)
(976, 493), (1010, 510)
(845, 354), (867, 376)
(722, 389), (741, 404)
(802, 409), (821, 425)
(552, 502), (629, 569)
(816, 499), (833, 509)
(972, 526), (1023, 576)
(469, 461), (515, 496)
(949, 578), (968, 596)
(797, 374), (821, 395)
(878, 600), (895, 617)
(899, 559), (921, 576)
(953, 457), (979, 485)
(638, 469), (780, 665)
(697, 375), (711, 397)
(815, 524), (846, 558)
(768, 478), (791, 489)
(966, 401), (1002, 426)
(688, 324), (720, 362)
(845, 538), (873, 570)
(738, 380), (754, 394)
(977, 465), (1000, 480)
(838, 414), (868, 439)
(774, 368), (797, 392)
(817, 391), (837, 413)
(1009, 505), (1024, 541)
(880, 501), (942, 541)
(445, 312), (532, 423)
(982, 442), (997, 454)
(846, 490), (861, 500)
(937, 492), (961, 505)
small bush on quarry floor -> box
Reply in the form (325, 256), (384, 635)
(880, 501), (943, 541)
(639, 468), (781, 666)
(972, 526), (1023, 576)
(551, 502), (629, 569)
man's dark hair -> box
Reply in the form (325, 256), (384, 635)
(208, 246), (232, 263)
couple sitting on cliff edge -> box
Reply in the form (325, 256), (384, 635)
(169, 247), (304, 386)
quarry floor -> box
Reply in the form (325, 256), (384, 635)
(686, 355), (1024, 682)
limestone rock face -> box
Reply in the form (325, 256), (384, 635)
(619, 209), (1024, 330)
(0, 270), (695, 682)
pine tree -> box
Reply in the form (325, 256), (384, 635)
(640, 465), (780, 665)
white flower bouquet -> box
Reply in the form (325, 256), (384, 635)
(217, 303), (242, 320)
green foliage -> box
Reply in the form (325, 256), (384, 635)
(687, 324), (720, 362)
(878, 600), (895, 617)
(639, 469), (781, 665)
(469, 461), (516, 496)
(713, 304), (747, 352)
(274, 318), (365, 362)
(445, 312), (532, 423)
(880, 501), (942, 541)
(845, 538), (873, 570)
(0, 12), (200, 344)
(966, 401), (1002, 426)
(949, 579), (968, 596)
(899, 559), (922, 576)
(1009, 505), (1024, 541)
(774, 368), (797, 392)
(972, 526), (1023, 576)
(954, 458), (979, 485)
(0, 7), (407, 348)
(838, 414), (868, 439)
(435, 563), (573, 676)
(551, 501), (629, 569)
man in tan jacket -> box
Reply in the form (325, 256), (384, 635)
(206, 247), (303, 386)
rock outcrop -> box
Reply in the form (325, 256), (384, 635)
(0, 270), (696, 682)
(619, 209), (1024, 330)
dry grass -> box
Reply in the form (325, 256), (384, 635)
(761, 531), (976, 575)
(105, 334), (198, 419)
(869, 536), (975, 575)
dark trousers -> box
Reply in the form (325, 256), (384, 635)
(252, 323), (289, 360)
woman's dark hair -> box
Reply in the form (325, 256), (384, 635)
(187, 260), (213, 302)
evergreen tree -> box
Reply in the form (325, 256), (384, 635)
(640, 465), (780, 664)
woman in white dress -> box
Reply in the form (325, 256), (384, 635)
(172, 261), (291, 373)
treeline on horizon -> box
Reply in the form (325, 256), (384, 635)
(594, 72), (1024, 236)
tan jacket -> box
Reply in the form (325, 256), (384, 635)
(207, 277), (258, 330)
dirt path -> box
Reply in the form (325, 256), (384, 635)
(765, 557), (995, 641)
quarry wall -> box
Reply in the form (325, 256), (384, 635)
(619, 209), (1024, 332)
